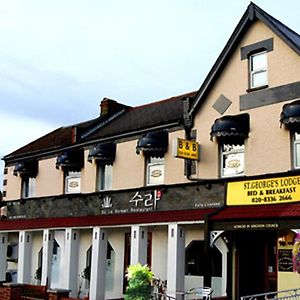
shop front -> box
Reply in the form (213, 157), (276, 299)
(210, 174), (300, 299)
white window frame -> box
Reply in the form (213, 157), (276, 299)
(97, 164), (113, 191)
(293, 132), (300, 169)
(146, 156), (165, 186)
(221, 143), (245, 178)
(249, 51), (268, 89)
(21, 176), (36, 198)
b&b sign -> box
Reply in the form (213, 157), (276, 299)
(173, 138), (200, 161)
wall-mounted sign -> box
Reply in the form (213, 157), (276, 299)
(7, 182), (224, 219)
(173, 138), (200, 160)
(227, 175), (300, 206)
(278, 249), (293, 272)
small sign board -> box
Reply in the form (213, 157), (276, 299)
(278, 249), (293, 272)
(173, 138), (200, 161)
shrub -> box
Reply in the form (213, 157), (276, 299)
(125, 263), (154, 300)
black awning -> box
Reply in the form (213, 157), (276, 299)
(56, 149), (84, 171)
(280, 100), (300, 128)
(210, 113), (250, 141)
(13, 160), (38, 177)
(88, 142), (116, 164)
(136, 131), (168, 157)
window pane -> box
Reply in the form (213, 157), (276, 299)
(28, 177), (36, 197)
(252, 70), (267, 88)
(147, 157), (164, 185)
(295, 133), (300, 141)
(295, 143), (300, 168)
(65, 171), (81, 194)
(104, 165), (113, 190)
(222, 144), (245, 177)
(97, 165), (113, 191)
(251, 52), (267, 71)
(22, 177), (36, 198)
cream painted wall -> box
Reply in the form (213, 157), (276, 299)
(113, 139), (145, 189)
(30, 231), (43, 285)
(81, 150), (96, 193)
(165, 130), (188, 184)
(151, 226), (168, 280)
(36, 158), (64, 197)
(193, 20), (300, 179)
(4, 166), (21, 200)
(77, 229), (93, 297)
(105, 228), (127, 299)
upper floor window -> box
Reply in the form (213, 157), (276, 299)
(221, 143), (245, 177)
(13, 160), (38, 199)
(241, 38), (273, 91)
(97, 164), (113, 191)
(65, 171), (81, 194)
(146, 156), (164, 186)
(22, 176), (36, 198)
(249, 51), (267, 89)
(280, 100), (300, 170)
(210, 114), (249, 178)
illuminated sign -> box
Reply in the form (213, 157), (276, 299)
(173, 138), (200, 160)
(227, 175), (300, 205)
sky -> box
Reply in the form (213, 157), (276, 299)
(0, 0), (300, 189)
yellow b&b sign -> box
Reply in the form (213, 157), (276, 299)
(173, 138), (200, 160)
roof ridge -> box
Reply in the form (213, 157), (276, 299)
(131, 91), (197, 111)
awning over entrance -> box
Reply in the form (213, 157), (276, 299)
(280, 100), (300, 127)
(209, 203), (300, 230)
(210, 203), (300, 230)
(88, 142), (116, 164)
(136, 131), (168, 157)
(211, 203), (300, 220)
(210, 113), (250, 141)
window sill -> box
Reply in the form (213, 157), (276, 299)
(247, 85), (268, 93)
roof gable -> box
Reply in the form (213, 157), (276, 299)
(189, 2), (300, 116)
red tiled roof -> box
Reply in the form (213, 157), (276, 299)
(210, 203), (300, 221)
(0, 208), (215, 231)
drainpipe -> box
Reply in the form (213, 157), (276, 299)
(183, 97), (223, 288)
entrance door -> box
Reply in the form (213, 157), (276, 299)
(235, 231), (277, 298)
(123, 232), (152, 292)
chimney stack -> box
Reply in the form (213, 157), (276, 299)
(100, 98), (129, 116)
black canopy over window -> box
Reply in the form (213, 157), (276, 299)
(136, 131), (168, 157)
(56, 149), (84, 171)
(88, 142), (116, 165)
(280, 100), (300, 129)
(210, 113), (250, 141)
(13, 160), (38, 177)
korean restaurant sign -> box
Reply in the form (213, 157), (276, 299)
(173, 138), (200, 160)
(227, 175), (300, 205)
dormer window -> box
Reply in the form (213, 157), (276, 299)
(249, 51), (267, 89)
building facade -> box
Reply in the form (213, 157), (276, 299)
(1, 3), (300, 300)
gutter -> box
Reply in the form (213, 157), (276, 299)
(3, 121), (182, 164)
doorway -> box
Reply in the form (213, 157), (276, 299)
(123, 232), (152, 292)
(235, 231), (277, 298)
